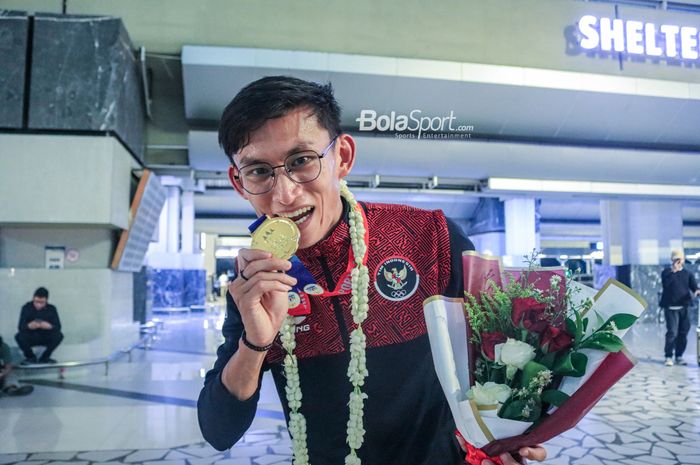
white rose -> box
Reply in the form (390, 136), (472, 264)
(495, 338), (536, 380)
(467, 382), (512, 406)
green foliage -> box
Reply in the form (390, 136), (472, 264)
(580, 332), (624, 352)
(463, 249), (640, 425)
(521, 361), (549, 388)
(553, 351), (588, 377)
(541, 389), (570, 407)
(600, 313), (638, 332)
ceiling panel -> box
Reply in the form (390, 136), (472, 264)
(190, 131), (700, 185)
(182, 46), (700, 229)
(182, 46), (700, 147)
(539, 199), (601, 221)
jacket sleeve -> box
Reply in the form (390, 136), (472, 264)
(50, 305), (62, 331)
(444, 217), (475, 298)
(661, 268), (672, 289)
(18, 304), (30, 332)
(689, 270), (699, 294)
(197, 292), (262, 451)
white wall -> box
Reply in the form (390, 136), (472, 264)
(0, 134), (132, 228)
(0, 133), (140, 360)
(0, 269), (138, 360)
(0, 227), (115, 268)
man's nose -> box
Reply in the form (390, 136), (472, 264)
(271, 171), (301, 204)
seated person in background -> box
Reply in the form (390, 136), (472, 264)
(0, 336), (34, 396)
(15, 287), (64, 364)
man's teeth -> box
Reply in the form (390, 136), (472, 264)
(278, 206), (314, 224)
(295, 213), (311, 225)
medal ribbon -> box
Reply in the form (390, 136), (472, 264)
(315, 203), (369, 298)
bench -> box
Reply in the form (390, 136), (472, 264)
(17, 357), (111, 378)
(15, 321), (160, 379)
(152, 306), (190, 316)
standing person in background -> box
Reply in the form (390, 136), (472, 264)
(218, 272), (229, 299)
(661, 250), (700, 366)
(15, 287), (64, 364)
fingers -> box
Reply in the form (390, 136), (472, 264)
(239, 272), (297, 292)
(229, 264), (297, 311)
(237, 249), (276, 272)
(241, 257), (293, 281)
(498, 453), (521, 465)
(237, 248), (293, 282)
(519, 445), (547, 462)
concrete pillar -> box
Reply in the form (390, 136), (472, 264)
(181, 190), (195, 254)
(504, 198), (539, 260)
(600, 200), (683, 265)
(204, 233), (217, 278)
(166, 186), (180, 254)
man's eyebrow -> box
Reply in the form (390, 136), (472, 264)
(236, 142), (316, 166)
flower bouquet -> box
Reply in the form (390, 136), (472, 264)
(423, 252), (647, 465)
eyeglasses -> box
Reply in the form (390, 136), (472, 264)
(233, 137), (338, 195)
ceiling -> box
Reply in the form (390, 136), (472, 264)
(182, 46), (700, 147)
(180, 45), (700, 237)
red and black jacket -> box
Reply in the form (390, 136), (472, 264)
(198, 200), (474, 465)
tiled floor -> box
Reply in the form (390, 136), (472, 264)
(1, 306), (699, 464)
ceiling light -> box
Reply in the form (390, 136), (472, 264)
(485, 178), (700, 198)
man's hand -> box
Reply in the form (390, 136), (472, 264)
(221, 248), (297, 401)
(27, 321), (40, 330)
(456, 434), (547, 465)
(230, 248), (297, 347)
(39, 321), (52, 330)
(483, 447), (547, 465)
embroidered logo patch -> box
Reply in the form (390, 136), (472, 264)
(374, 256), (420, 301)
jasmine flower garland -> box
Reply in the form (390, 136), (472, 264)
(280, 180), (370, 465)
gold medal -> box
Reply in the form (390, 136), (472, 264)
(251, 217), (300, 260)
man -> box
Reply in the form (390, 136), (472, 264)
(197, 76), (546, 465)
(0, 336), (34, 397)
(15, 287), (64, 364)
(218, 272), (229, 299)
(660, 250), (700, 366)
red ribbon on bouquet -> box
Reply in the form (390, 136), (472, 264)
(456, 431), (504, 465)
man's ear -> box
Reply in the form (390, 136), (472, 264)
(228, 165), (248, 198)
(335, 134), (356, 179)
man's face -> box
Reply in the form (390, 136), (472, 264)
(32, 297), (47, 311)
(229, 107), (355, 250)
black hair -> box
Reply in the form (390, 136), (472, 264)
(33, 287), (49, 299)
(218, 76), (342, 164)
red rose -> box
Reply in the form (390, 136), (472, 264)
(481, 331), (507, 361)
(511, 297), (549, 333)
(540, 325), (573, 353)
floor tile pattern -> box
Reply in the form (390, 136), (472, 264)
(2, 312), (699, 465)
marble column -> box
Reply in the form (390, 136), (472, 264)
(145, 178), (205, 310)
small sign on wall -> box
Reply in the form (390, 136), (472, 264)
(65, 248), (80, 263)
(45, 246), (65, 269)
